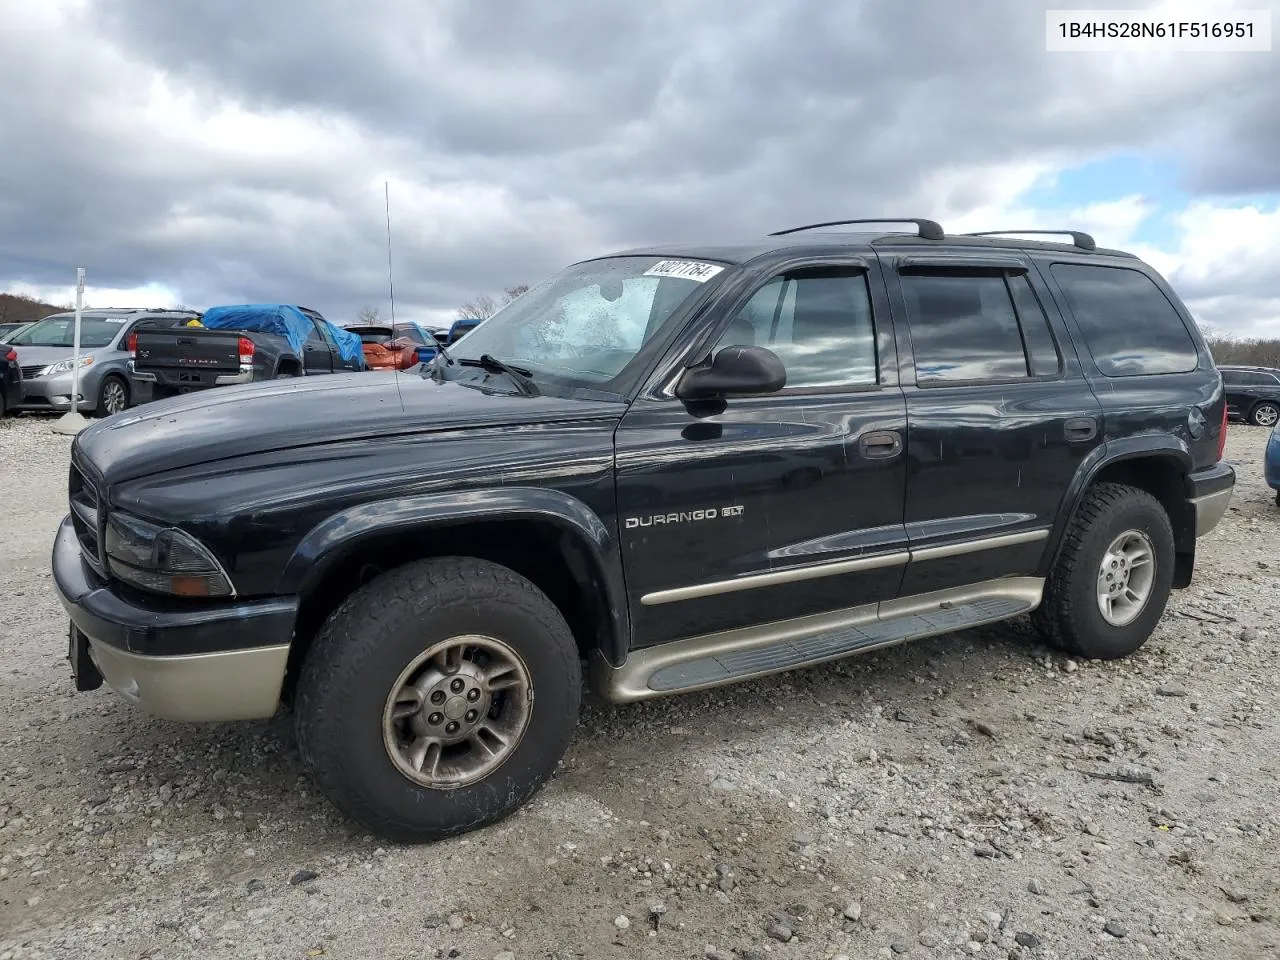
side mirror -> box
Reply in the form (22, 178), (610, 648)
(675, 345), (786, 400)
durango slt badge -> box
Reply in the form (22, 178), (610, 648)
(625, 505), (744, 529)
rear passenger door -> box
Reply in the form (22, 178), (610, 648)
(885, 255), (1103, 597)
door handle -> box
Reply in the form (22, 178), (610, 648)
(859, 430), (903, 459)
(1065, 417), (1098, 442)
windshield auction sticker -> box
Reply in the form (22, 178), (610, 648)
(643, 260), (725, 282)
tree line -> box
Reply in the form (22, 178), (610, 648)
(1198, 326), (1280, 368)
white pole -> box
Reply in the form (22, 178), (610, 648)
(70, 268), (85, 409)
(52, 268), (90, 435)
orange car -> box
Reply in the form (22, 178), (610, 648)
(347, 323), (438, 371)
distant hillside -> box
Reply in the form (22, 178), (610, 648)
(0, 293), (67, 324)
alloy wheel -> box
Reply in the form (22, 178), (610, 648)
(381, 634), (532, 789)
(1096, 529), (1156, 626)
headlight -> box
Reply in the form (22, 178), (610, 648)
(42, 356), (94, 377)
(104, 512), (235, 598)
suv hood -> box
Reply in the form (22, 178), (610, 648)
(76, 372), (627, 485)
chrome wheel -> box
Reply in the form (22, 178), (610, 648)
(1096, 529), (1155, 626)
(101, 378), (128, 415)
(1253, 403), (1279, 427)
(382, 635), (532, 790)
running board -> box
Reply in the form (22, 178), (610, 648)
(591, 577), (1044, 703)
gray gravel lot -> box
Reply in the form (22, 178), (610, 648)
(1, 415), (1277, 960)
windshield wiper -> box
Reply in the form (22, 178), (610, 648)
(457, 354), (540, 396)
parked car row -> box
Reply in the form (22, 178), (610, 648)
(130, 304), (365, 401)
(1, 303), (486, 417)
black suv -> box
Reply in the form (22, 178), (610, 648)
(1219, 365), (1280, 427)
(53, 219), (1235, 841)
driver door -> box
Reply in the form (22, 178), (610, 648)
(614, 260), (909, 649)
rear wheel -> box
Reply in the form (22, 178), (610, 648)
(295, 557), (580, 842)
(97, 375), (129, 416)
(1250, 401), (1279, 427)
(1033, 483), (1174, 660)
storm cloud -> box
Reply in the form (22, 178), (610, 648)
(1, 0), (1276, 331)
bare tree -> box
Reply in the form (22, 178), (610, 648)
(457, 285), (529, 322)
(457, 293), (499, 321)
(355, 304), (382, 324)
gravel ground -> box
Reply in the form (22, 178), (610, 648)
(1, 414), (1277, 960)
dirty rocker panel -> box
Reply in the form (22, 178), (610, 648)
(594, 576), (1045, 702)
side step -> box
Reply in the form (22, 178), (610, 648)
(592, 577), (1044, 703)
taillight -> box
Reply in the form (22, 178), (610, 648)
(1216, 403), (1228, 461)
(237, 336), (255, 365)
(3, 348), (15, 362)
(126, 332), (137, 355)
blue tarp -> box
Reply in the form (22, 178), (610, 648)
(327, 322), (364, 366)
(200, 304), (365, 367)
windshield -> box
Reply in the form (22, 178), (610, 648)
(9, 315), (127, 349)
(444, 256), (724, 391)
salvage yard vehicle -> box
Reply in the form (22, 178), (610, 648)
(347, 321), (444, 371)
(0, 321), (32, 342)
(1219, 364), (1280, 427)
(128, 303), (364, 402)
(54, 219), (1234, 841)
(1, 343), (20, 415)
(8, 308), (202, 416)
(1266, 420), (1280, 507)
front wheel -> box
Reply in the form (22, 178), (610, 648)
(295, 557), (581, 842)
(1033, 483), (1174, 660)
(97, 375), (130, 416)
(1250, 402), (1279, 427)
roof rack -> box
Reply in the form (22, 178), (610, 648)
(770, 218), (945, 241)
(963, 230), (1097, 252)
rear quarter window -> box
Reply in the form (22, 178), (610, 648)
(1050, 264), (1199, 377)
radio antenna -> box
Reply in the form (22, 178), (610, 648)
(384, 181), (397, 325)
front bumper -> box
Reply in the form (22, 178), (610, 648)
(17, 370), (93, 411)
(1187, 462), (1235, 537)
(52, 515), (297, 721)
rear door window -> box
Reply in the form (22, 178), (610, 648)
(899, 269), (1057, 384)
(1050, 264), (1199, 376)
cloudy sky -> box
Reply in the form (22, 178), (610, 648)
(1, 0), (1277, 335)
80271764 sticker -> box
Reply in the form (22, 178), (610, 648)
(643, 260), (726, 282)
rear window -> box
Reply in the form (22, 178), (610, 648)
(1050, 264), (1199, 377)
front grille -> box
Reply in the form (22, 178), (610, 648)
(20, 364), (44, 379)
(68, 462), (105, 576)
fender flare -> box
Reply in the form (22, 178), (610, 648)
(279, 486), (630, 666)
(1039, 436), (1194, 578)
